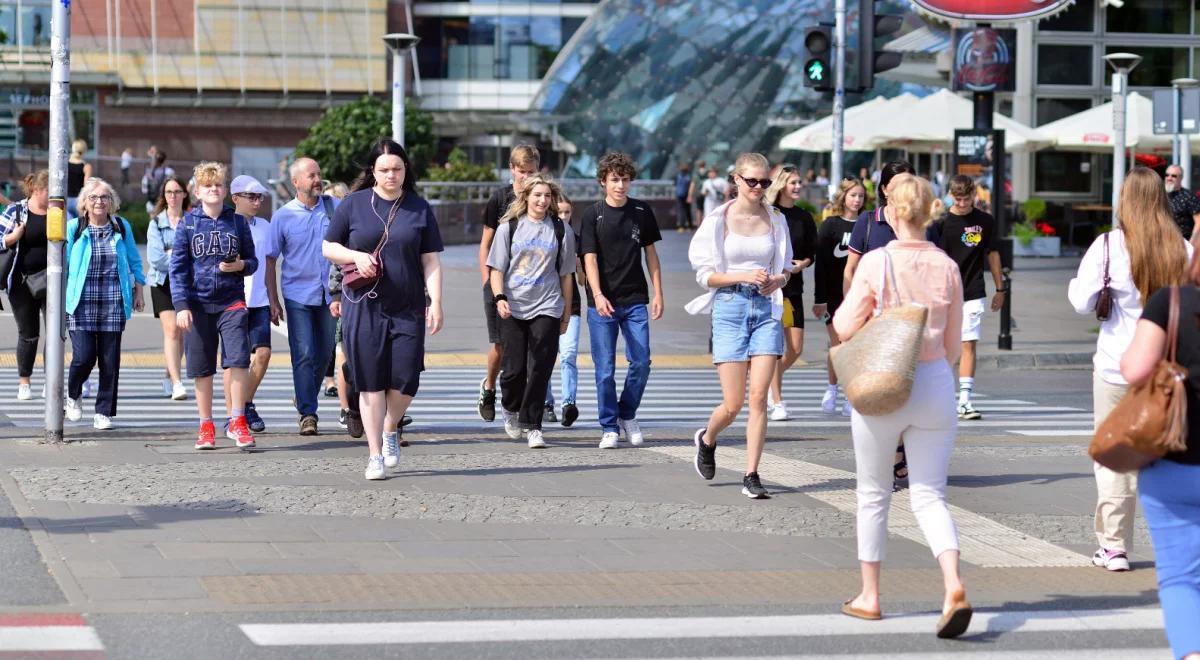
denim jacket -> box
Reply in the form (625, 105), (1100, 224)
(65, 216), (147, 320)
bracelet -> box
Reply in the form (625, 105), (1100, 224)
(493, 293), (508, 304)
(995, 288), (1007, 293)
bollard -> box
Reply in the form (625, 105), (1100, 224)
(999, 269), (1013, 350)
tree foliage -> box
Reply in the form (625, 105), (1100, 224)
(423, 148), (498, 183)
(294, 96), (436, 185)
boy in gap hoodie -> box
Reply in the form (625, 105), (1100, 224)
(169, 162), (259, 450)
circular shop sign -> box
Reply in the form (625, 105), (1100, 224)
(910, 0), (1075, 23)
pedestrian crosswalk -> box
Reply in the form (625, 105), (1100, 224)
(0, 613), (103, 655)
(0, 367), (1093, 438)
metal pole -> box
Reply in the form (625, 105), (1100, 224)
(1185, 133), (1194, 189)
(998, 270), (1012, 350)
(392, 47), (404, 145)
(1173, 85), (1182, 166)
(1112, 70), (1127, 225)
(46, 0), (70, 444)
(830, 0), (846, 196)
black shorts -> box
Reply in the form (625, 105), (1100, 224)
(483, 283), (501, 345)
(183, 304), (251, 378)
(150, 279), (174, 318)
(823, 299), (843, 326)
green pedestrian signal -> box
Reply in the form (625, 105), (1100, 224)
(807, 60), (826, 82)
(803, 25), (833, 91)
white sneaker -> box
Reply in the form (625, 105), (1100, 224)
(93, 414), (112, 430)
(81, 380), (93, 399)
(16, 383), (32, 401)
(820, 388), (837, 414)
(364, 456), (387, 480)
(65, 398), (82, 422)
(161, 378), (173, 398)
(843, 398), (853, 417)
(502, 410), (524, 440)
(618, 418), (644, 446)
(40, 384), (46, 398)
(382, 431), (400, 468)
(526, 429), (546, 449)
(171, 381), (187, 401)
(598, 431), (620, 449)
(769, 401), (789, 421)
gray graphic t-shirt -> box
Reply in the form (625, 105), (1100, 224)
(486, 215), (577, 320)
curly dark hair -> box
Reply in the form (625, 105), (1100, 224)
(596, 152), (637, 183)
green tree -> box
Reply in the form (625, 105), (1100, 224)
(423, 148), (497, 183)
(294, 96), (436, 185)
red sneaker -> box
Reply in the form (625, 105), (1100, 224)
(227, 416), (256, 449)
(195, 420), (217, 450)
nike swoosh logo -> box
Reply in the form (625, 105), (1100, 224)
(833, 245), (850, 259)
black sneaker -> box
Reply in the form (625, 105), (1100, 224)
(401, 415), (413, 428)
(338, 409), (349, 428)
(742, 472), (770, 499)
(346, 410), (364, 439)
(544, 404), (558, 423)
(561, 403), (579, 428)
(477, 377), (496, 422)
(694, 428), (716, 480)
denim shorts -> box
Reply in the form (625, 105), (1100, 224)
(248, 306), (272, 351)
(711, 284), (784, 363)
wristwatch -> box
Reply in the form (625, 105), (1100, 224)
(493, 293), (508, 304)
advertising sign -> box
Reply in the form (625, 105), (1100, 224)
(953, 129), (1008, 250)
(951, 27), (1016, 93)
(1152, 88), (1200, 135)
(911, 0), (1074, 22)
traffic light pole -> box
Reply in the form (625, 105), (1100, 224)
(830, 0), (846, 194)
(46, 0), (70, 443)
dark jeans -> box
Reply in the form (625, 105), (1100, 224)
(499, 315), (560, 430)
(9, 278), (46, 378)
(68, 329), (122, 417)
(283, 299), (336, 417)
(675, 196), (693, 229)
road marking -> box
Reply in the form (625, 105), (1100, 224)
(0, 613), (103, 652)
(646, 444), (1088, 568)
(240, 608), (1163, 646)
(606, 652), (1166, 660)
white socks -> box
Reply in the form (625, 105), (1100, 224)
(958, 377), (974, 405)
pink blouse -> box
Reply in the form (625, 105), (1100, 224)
(833, 239), (964, 364)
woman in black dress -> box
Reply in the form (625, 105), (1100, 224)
(323, 139), (444, 481)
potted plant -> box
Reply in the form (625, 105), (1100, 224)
(1012, 220), (1061, 257)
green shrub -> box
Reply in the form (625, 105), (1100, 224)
(118, 203), (151, 244)
(1023, 198), (1047, 223)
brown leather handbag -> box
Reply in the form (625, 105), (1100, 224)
(1090, 286), (1189, 472)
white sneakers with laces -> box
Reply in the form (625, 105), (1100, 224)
(502, 410), (524, 440)
(364, 456), (386, 480)
(65, 398), (82, 422)
(598, 431), (619, 449)
(382, 431), (401, 468)
(171, 381), (187, 401)
(820, 388), (838, 414)
(768, 401), (789, 421)
(526, 429), (546, 449)
(16, 383), (32, 401)
(93, 414), (112, 430)
(618, 418), (644, 445)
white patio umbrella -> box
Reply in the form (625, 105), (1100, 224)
(1036, 92), (1172, 153)
(874, 89), (1051, 152)
(778, 93), (920, 152)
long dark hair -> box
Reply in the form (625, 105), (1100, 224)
(877, 160), (915, 208)
(351, 139), (416, 194)
(150, 175), (191, 218)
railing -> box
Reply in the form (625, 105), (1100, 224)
(416, 179), (676, 203)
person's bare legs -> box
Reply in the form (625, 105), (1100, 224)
(248, 347), (271, 401)
(825, 324), (840, 386)
(384, 390), (414, 435)
(937, 549), (967, 614)
(229, 367), (247, 413)
(485, 343), (502, 389)
(747, 355), (778, 474)
(160, 311), (183, 385)
(852, 560), (882, 614)
(335, 349), (350, 412)
(360, 391), (387, 456)
(770, 326), (804, 403)
(704, 361), (748, 445)
(194, 375), (214, 420)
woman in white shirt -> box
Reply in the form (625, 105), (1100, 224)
(686, 153), (792, 500)
(1068, 166), (1191, 573)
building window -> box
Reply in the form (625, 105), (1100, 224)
(415, 15), (586, 81)
(1036, 97), (1094, 127)
(1039, 0), (1096, 31)
(1105, 46), (1190, 87)
(1037, 45), (1093, 86)
(1105, 0), (1191, 34)
(0, 1), (52, 48)
(1035, 152), (1092, 193)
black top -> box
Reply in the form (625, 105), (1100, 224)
(777, 205), (816, 297)
(67, 162), (86, 197)
(579, 198), (661, 308)
(814, 216), (856, 308)
(325, 189), (444, 316)
(847, 208), (896, 255)
(568, 225), (582, 316)
(1141, 285), (1200, 465)
(927, 208), (997, 301)
(481, 185), (517, 231)
(16, 211), (47, 275)
(1168, 188), (1200, 238)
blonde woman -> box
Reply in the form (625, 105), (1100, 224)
(486, 174), (576, 448)
(834, 174), (971, 638)
(146, 175), (191, 400)
(1068, 166), (1191, 572)
(66, 139), (94, 218)
(814, 177), (869, 415)
(687, 153), (793, 499)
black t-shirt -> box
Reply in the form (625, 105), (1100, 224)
(16, 211), (47, 274)
(1168, 188), (1200, 237)
(325, 189), (444, 316)
(814, 216), (855, 309)
(579, 197), (661, 308)
(927, 208), (997, 301)
(1141, 285), (1200, 465)
(778, 205), (816, 297)
(481, 185), (517, 231)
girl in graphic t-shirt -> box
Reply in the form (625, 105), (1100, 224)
(814, 178), (869, 416)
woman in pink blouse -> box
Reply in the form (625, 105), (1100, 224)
(832, 173), (971, 638)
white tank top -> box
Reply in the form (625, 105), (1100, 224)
(724, 231), (774, 273)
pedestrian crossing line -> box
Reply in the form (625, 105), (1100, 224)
(646, 444), (1088, 568)
(609, 652), (1165, 660)
(239, 608), (1164, 647)
(0, 613), (104, 654)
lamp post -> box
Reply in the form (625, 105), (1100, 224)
(382, 33), (421, 147)
(1104, 53), (1141, 226)
(1172, 77), (1200, 188)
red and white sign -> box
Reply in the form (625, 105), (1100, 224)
(910, 0), (1074, 22)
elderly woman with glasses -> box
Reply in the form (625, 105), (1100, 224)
(65, 177), (145, 430)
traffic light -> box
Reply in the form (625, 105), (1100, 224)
(803, 25), (833, 92)
(859, 0), (903, 91)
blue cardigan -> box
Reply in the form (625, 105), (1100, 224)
(66, 217), (146, 320)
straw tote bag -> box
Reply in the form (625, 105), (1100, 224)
(830, 248), (929, 416)
(1090, 285), (1189, 472)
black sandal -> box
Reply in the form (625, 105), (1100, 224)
(893, 443), (908, 491)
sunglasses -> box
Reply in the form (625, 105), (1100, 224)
(1166, 173), (1181, 178)
(237, 193), (264, 201)
(740, 176), (772, 188)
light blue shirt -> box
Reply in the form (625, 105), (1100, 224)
(244, 215), (275, 308)
(268, 195), (337, 306)
(145, 211), (177, 287)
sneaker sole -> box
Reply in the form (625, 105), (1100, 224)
(694, 429), (714, 480)
(528, 442), (547, 449)
(195, 443), (216, 450)
(741, 487), (770, 499)
(171, 394), (187, 401)
(364, 472), (387, 481)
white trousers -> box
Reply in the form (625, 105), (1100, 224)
(1092, 372), (1137, 552)
(851, 359), (960, 562)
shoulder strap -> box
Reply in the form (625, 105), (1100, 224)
(321, 195), (334, 221)
(1167, 285), (1180, 363)
(553, 216), (565, 273)
(506, 217), (519, 261)
(1102, 232), (1111, 287)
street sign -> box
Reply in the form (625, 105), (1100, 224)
(1153, 88), (1200, 135)
(806, 60), (826, 82)
(910, 0), (1073, 22)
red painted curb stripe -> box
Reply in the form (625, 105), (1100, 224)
(0, 614), (88, 627)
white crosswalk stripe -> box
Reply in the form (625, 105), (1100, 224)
(0, 367), (1093, 437)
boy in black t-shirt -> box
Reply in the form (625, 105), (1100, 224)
(927, 175), (1006, 420)
(476, 144), (540, 423)
(579, 152), (664, 449)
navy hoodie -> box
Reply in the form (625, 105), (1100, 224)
(169, 206), (258, 313)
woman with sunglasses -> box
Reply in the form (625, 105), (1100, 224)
(814, 177), (869, 416)
(687, 153), (793, 499)
(146, 175), (192, 401)
(764, 164), (815, 421)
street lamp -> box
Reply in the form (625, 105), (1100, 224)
(1172, 77), (1200, 188)
(1104, 52), (1141, 225)
(383, 32), (421, 147)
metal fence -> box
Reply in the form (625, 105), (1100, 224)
(416, 179), (676, 204)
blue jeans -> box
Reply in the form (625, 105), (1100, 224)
(587, 304), (651, 433)
(546, 315), (580, 407)
(711, 284), (784, 363)
(284, 299), (336, 417)
(1139, 459), (1200, 659)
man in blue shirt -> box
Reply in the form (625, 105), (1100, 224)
(266, 157), (338, 435)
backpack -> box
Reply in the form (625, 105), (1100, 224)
(74, 215), (126, 242)
(506, 215), (566, 275)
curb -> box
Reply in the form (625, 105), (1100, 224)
(983, 352), (1092, 370)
